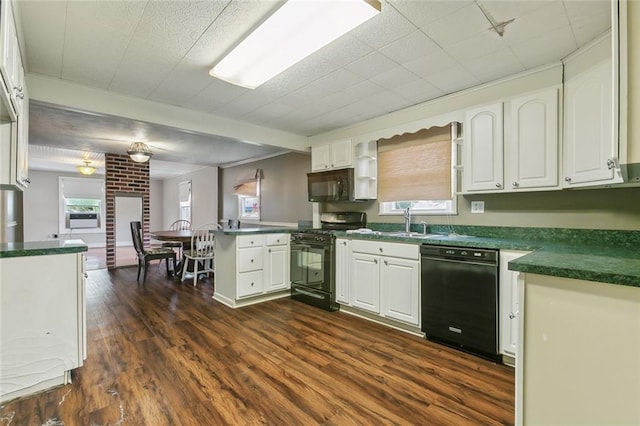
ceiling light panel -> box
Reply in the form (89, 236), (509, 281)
(210, 0), (381, 89)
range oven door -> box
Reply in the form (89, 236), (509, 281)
(290, 239), (337, 311)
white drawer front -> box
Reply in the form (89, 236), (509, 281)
(265, 233), (289, 246)
(351, 239), (419, 260)
(237, 235), (265, 248)
(238, 247), (263, 272)
(237, 270), (263, 298)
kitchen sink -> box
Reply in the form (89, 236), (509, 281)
(381, 231), (446, 239)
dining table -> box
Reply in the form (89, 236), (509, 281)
(150, 230), (195, 277)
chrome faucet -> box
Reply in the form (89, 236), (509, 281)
(420, 221), (429, 235)
(403, 207), (411, 232)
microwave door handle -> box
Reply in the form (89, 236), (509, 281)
(337, 177), (343, 199)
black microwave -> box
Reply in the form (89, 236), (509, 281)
(307, 168), (355, 202)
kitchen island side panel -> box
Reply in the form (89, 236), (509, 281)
(0, 252), (84, 403)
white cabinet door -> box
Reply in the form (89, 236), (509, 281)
(507, 88), (558, 190)
(380, 257), (420, 326)
(311, 140), (352, 171)
(499, 250), (529, 357)
(463, 103), (504, 192)
(264, 244), (289, 292)
(330, 139), (353, 169)
(563, 57), (616, 186)
(335, 238), (351, 305)
(311, 145), (331, 171)
(351, 252), (380, 314)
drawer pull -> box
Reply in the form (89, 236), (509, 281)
(250, 259), (254, 263)
(251, 282), (254, 286)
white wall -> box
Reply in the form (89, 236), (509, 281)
(162, 166), (218, 229)
(23, 170), (105, 245)
(149, 178), (163, 232)
(115, 196), (142, 245)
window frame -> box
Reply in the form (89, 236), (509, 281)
(58, 176), (106, 234)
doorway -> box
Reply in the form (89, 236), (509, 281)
(115, 195), (142, 267)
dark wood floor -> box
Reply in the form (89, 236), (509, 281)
(1, 266), (515, 425)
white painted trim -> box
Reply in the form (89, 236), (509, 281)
(212, 290), (290, 308)
(219, 150), (301, 168)
(26, 74), (309, 152)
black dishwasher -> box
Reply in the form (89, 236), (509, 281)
(421, 244), (499, 360)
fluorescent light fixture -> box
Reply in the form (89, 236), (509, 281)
(210, 0), (381, 89)
(127, 142), (153, 163)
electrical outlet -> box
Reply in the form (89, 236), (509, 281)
(471, 201), (485, 213)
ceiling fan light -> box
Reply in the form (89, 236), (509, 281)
(210, 0), (381, 89)
(77, 161), (97, 176)
(127, 142), (153, 163)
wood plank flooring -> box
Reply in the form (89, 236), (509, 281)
(0, 266), (515, 425)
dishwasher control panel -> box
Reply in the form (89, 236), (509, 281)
(420, 245), (498, 264)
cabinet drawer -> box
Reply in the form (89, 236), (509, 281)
(265, 233), (289, 246)
(237, 235), (264, 248)
(351, 239), (419, 260)
(237, 270), (263, 298)
(238, 247), (263, 272)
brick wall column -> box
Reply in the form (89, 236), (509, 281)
(105, 153), (150, 269)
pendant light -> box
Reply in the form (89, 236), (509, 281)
(127, 142), (153, 163)
(77, 160), (97, 176)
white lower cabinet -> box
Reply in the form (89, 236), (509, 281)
(0, 251), (86, 403)
(499, 250), (529, 358)
(235, 233), (290, 299)
(349, 240), (420, 327)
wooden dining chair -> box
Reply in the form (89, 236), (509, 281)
(130, 221), (176, 283)
(161, 219), (191, 263)
(181, 223), (218, 286)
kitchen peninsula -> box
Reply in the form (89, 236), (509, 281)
(0, 240), (87, 403)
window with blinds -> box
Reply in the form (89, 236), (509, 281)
(58, 176), (106, 233)
(378, 123), (457, 215)
(178, 180), (192, 222)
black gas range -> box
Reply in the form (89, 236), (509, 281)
(290, 212), (366, 311)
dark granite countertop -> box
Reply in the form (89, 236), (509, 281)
(0, 240), (88, 258)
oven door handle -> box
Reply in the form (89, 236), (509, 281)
(291, 242), (330, 250)
(293, 287), (325, 300)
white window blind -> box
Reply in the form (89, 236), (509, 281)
(378, 124), (452, 202)
(178, 180), (191, 203)
(60, 177), (104, 199)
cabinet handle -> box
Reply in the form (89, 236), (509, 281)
(606, 158), (618, 170)
(250, 259), (254, 263)
(564, 177), (572, 183)
(379, 247), (383, 253)
(374, 259), (378, 264)
(509, 311), (519, 319)
(384, 260), (388, 265)
(13, 85), (23, 92)
(24, 178), (31, 184)
(495, 182), (502, 188)
(251, 282), (254, 286)
(83, 272), (88, 279)
(268, 249), (271, 253)
(341, 241), (347, 245)
(512, 181), (519, 188)
(330, 164), (334, 168)
(15, 92), (24, 100)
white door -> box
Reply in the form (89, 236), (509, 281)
(463, 103), (504, 192)
(335, 238), (351, 305)
(507, 88), (559, 190)
(563, 58), (615, 186)
(264, 245), (288, 292)
(351, 252), (380, 314)
(381, 257), (420, 326)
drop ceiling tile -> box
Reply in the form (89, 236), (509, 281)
(403, 50), (457, 79)
(107, 52), (177, 98)
(425, 64), (480, 93)
(423, 3), (493, 48)
(444, 31), (507, 63)
(265, 55), (341, 94)
(18, 1), (66, 77)
(510, 26), (577, 69)
(317, 34), (375, 67)
(379, 30), (441, 65)
(370, 66), (420, 90)
(563, 0), (611, 46)
(462, 48), (526, 83)
(185, 78), (247, 113)
(362, 89), (411, 111)
(350, 2), (416, 49)
(292, 69), (362, 100)
(499, 2), (571, 45)
(345, 51), (399, 80)
(393, 79), (444, 104)
(475, 0), (550, 25)
(242, 102), (296, 125)
(389, 0), (473, 29)
(148, 59), (220, 107)
(342, 80), (386, 100)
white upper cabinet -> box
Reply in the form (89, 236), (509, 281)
(505, 88), (559, 190)
(563, 43), (618, 187)
(463, 103), (504, 192)
(311, 139), (353, 171)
